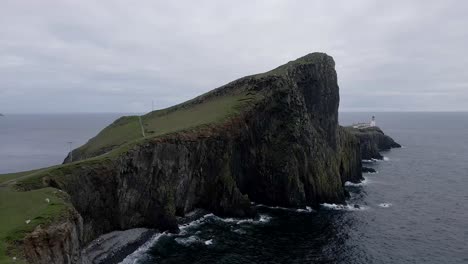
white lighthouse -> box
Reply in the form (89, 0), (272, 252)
(370, 116), (376, 127)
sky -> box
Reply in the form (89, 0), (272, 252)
(1, 0), (467, 113)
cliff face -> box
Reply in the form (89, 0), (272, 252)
(347, 126), (401, 160)
(23, 208), (84, 264)
(18, 53), (368, 263)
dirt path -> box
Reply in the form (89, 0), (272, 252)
(138, 116), (146, 138)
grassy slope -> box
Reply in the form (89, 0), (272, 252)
(142, 94), (251, 136)
(73, 116), (142, 160)
(73, 93), (256, 161)
(0, 170), (39, 185)
(0, 187), (71, 264)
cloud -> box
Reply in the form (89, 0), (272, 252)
(0, 0), (467, 113)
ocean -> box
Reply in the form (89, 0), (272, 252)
(0, 113), (125, 174)
(1, 112), (467, 263)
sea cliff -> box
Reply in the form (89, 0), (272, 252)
(347, 126), (401, 160)
(9, 53), (399, 263)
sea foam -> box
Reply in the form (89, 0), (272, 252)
(378, 203), (392, 208)
(345, 178), (369, 187)
(320, 203), (369, 211)
(119, 233), (165, 264)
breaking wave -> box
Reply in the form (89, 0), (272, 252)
(320, 203), (369, 211)
(378, 203), (392, 208)
(119, 213), (272, 263)
(345, 178), (369, 187)
(119, 233), (166, 264)
(254, 204), (315, 213)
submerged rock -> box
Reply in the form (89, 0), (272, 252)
(362, 167), (377, 173)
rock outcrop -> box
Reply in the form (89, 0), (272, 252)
(23, 208), (83, 264)
(17, 53), (392, 263)
(362, 167), (377, 173)
(347, 126), (401, 160)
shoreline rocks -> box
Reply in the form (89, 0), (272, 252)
(346, 126), (401, 160)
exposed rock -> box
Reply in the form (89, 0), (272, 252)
(362, 167), (377, 173)
(23, 208), (83, 264)
(347, 126), (401, 160)
(79, 228), (155, 264)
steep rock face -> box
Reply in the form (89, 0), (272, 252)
(23, 208), (84, 264)
(348, 127), (401, 160)
(337, 127), (363, 184)
(21, 53), (365, 263)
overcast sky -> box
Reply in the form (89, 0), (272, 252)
(1, 0), (467, 113)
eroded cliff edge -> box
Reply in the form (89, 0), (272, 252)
(347, 126), (401, 160)
(13, 53), (398, 263)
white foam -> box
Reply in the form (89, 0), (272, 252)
(119, 233), (165, 264)
(378, 203), (392, 208)
(175, 235), (201, 246)
(345, 178), (368, 187)
(320, 203), (369, 211)
(232, 228), (247, 235)
(119, 212), (271, 263)
(234, 214), (271, 225)
(362, 159), (375, 163)
(179, 213), (214, 233)
(255, 204), (290, 210)
(383, 156), (390, 161)
(255, 204), (315, 213)
(295, 206), (314, 213)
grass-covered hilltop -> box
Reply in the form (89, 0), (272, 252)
(0, 53), (400, 264)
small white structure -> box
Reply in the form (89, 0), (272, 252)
(352, 116), (377, 129)
(370, 116), (376, 127)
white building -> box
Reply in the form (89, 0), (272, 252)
(370, 116), (376, 127)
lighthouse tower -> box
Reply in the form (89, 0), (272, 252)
(370, 116), (376, 127)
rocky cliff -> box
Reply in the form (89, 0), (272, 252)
(23, 208), (83, 264)
(16, 53), (383, 263)
(347, 126), (401, 160)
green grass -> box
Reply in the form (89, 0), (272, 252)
(73, 115), (142, 160)
(0, 170), (39, 185)
(142, 94), (253, 136)
(73, 93), (257, 161)
(0, 187), (71, 264)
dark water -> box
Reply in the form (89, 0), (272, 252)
(0, 113), (125, 174)
(1, 113), (467, 263)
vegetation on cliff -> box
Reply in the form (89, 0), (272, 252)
(0, 52), (399, 263)
(0, 184), (73, 264)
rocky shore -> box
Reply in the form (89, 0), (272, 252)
(347, 126), (401, 160)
